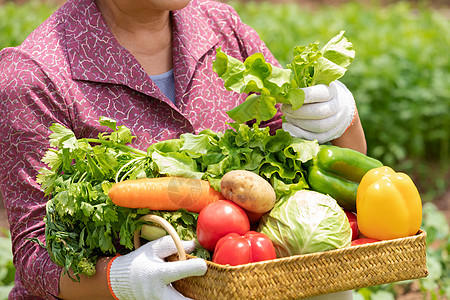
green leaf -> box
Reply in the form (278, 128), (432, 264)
(239, 150), (266, 171)
(288, 42), (322, 88)
(241, 52), (292, 95)
(92, 148), (120, 176)
(321, 30), (355, 70)
(98, 117), (135, 144)
(264, 129), (292, 153)
(150, 138), (183, 153)
(36, 167), (57, 195)
(226, 93), (278, 124)
(80, 202), (94, 217)
(286, 88), (305, 110)
(110, 125), (134, 144)
(98, 116), (117, 131)
(48, 123), (78, 150)
(232, 123), (270, 150)
(205, 156), (234, 177)
(283, 138), (320, 163)
(151, 151), (204, 179)
(40, 149), (62, 170)
(271, 175), (309, 198)
(98, 227), (112, 252)
(200, 152), (225, 167)
(212, 47), (246, 93)
(86, 155), (105, 180)
(180, 133), (217, 155)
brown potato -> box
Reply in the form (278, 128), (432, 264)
(220, 170), (276, 213)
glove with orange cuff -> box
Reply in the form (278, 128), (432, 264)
(107, 236), (207, 300)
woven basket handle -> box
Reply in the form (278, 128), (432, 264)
(133, 214), (187, 261)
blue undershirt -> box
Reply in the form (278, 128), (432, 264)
(149, 69), (176, 105)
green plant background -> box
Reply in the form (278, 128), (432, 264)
(0, 0), (448, 299)
(231, 0), (450, 200)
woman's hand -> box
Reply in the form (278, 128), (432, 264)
(58, 236), (206, 300)
(281, 80), (357, 145)
(108, 236), (207, 300)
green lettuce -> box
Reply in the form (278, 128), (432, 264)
(213, 31), (355, 124)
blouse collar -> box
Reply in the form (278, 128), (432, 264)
(65, 0), (218, 98)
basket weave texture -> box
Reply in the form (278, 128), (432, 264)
(169, 230), (428, 299)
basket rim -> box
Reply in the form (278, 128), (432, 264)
(172, 230), (428, 299)
(195, 230), (427, 269)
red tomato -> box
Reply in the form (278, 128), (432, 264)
(212, 231), (276, 266)
(351, 238), (380, 246)
(345, 210), (358, 241)
(196, 200), (250, 251)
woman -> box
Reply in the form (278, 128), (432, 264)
(0, 0), (365, 298)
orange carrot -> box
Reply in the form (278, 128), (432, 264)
(108, 177), (224, 213)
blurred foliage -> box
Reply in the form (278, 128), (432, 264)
(0, 231), (14, 300)
(419, 203), (450, 299)
(0, 0), (56, 49)
(232, 0), (450, 201)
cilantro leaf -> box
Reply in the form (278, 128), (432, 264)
(48, 123), (78, 150)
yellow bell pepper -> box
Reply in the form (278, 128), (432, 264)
(356, 166), (422, 240)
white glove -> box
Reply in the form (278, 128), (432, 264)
(281, 80), (356, 144)
(108, 235), (207, 300)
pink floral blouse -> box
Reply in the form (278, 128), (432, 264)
(0, 0), (281, 298)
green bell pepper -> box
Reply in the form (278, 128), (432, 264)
(307, 145), (383, 211)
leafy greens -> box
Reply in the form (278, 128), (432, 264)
(35, 32), (353, 279)
(212, 31), (355, 124)
(36, 117), (319, 279)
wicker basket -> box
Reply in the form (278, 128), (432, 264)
(136, 216), (428, 299)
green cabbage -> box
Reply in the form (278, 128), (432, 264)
(258, 190), (351, 257)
